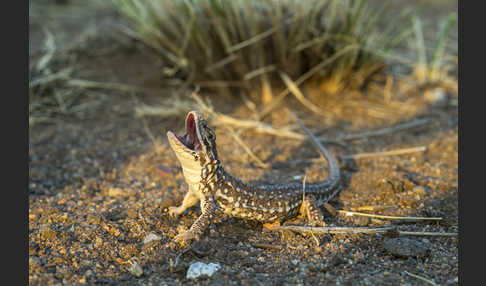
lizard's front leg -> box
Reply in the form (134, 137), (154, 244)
(168, 188), (200, 217)
(173, 197), (216, 247)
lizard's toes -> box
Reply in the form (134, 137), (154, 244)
(173, 230), (197, 247)
(263, 221), (281, 231)
(308, 219), (326, 227)
(168, 207), (181, 218)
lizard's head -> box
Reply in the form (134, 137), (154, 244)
(167, 111), (219, 185)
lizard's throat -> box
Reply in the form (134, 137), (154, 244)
(176, 157), (204, 187)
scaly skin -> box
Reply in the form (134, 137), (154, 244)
(166, 110), (341, 247)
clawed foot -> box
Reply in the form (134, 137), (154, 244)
(171, 230), (197, 248)
(168, 206), (183, 218)
(308, 220), (326, 227)
(263, 221), (281, 231)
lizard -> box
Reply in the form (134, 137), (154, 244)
(166, 110), (341, 247)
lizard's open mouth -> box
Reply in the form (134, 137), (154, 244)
(167, 112), (202, 151)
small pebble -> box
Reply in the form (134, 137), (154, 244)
(142, 233), (161, 244)
(186, 262), (221, 279)
(95, 237), (103, 248)
(127, 258), (143, 277)
(383, 238), (430, 258)
(191, 240), (211, 257)
(108, 187), (124, 197)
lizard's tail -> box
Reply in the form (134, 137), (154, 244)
(291, 112), (341, 198)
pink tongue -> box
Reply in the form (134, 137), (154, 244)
(188, 133), (195, 147)
(194, 141), (201, 150)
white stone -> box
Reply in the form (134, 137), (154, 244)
(142, 233), (161, 244)
(186, 262), (221, 279)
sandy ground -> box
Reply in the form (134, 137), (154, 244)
(29, 1), (458, 285)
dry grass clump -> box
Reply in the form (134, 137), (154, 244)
(29, 1), (114, 127)
(111, 0), (411, 101)
(29, 28), (78, 126)
(29, 28), (107, 127)
(411, 13), (457, 85)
